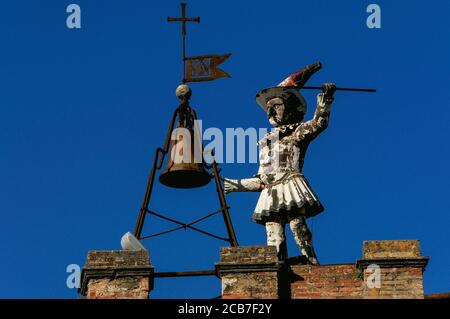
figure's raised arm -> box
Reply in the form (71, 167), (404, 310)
(295, 83), (336, 142)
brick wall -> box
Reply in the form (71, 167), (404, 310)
(79, 240), (429, 299)
(361, 267), (424, 299)
(357, 240), (428, 299)
(216, 240), (428, 299)
(215, 246), (280, 299)
(79, 250), (154, 299)
(289, 264), (363, 299)
(86, 277), (150, 299)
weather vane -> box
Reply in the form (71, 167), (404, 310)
(168, 2), (231, 83)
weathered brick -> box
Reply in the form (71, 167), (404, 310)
(362, 240), (420, 259)
(80, 250), (154, 299)
(216, 246), (280, 299)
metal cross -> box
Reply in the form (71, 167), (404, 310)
(168, 2), (200, 82)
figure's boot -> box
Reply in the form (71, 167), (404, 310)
(289, 216), (320, 265)
(300, 240), (319, 265)
(265, 221), (288, 261)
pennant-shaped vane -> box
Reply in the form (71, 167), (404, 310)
(184, 53), (231, 82)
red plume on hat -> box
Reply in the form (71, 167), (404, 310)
(278, 62), (322, 88)
(256, 62), (322, 114)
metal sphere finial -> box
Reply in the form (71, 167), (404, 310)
(176, 84), (192, 101)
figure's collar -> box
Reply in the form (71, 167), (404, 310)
(258, 122), (301, 145)
(274, 122), (301, 133)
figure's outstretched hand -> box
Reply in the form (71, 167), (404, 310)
(322, 82), (336, 100)
(222, 177), (264, 194)
(222, 178), (239, 194)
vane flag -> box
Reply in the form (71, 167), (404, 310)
(185, 53), (231, 82)
(168, 2), (231, 83)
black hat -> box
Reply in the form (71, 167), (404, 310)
(255, 62), (322, 114)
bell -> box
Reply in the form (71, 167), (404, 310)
(159, 127), (211, 188)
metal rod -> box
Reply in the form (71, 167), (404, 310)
(147, 210), (231, 242)
(302, 86), (376, 93)
(158, 108), (179, 169)
(191, 108), (239, 247)
(133, 108), (178, 239)
(181, 3), (186, 83)
(167, 2), (200, 83)
(140, 207), (228, 240)
(140, 226), (185, 240)
(184, 207), (226, 225)
(211, 160), (239, 247)
(154, 270), (217, 278)
(133, 149), (161, 239)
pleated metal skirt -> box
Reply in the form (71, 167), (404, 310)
(252, 173), (324, 224)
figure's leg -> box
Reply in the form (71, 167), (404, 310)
(265, 220), (287, 260)
(289, 212), (319, 265)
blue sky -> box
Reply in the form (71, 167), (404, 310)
(0, 0), (449, 298)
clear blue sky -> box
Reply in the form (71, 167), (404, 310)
(1, 0), (449, 298)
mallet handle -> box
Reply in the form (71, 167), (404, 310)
(302, 86), (376, 93)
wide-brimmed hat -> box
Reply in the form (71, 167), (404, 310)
(255, 62), (322, 114)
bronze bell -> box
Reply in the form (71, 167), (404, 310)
(159, 127), (211, 188)
(159, 84), (211, 188)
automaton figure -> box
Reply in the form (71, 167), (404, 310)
(224, 62), (336, 264)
